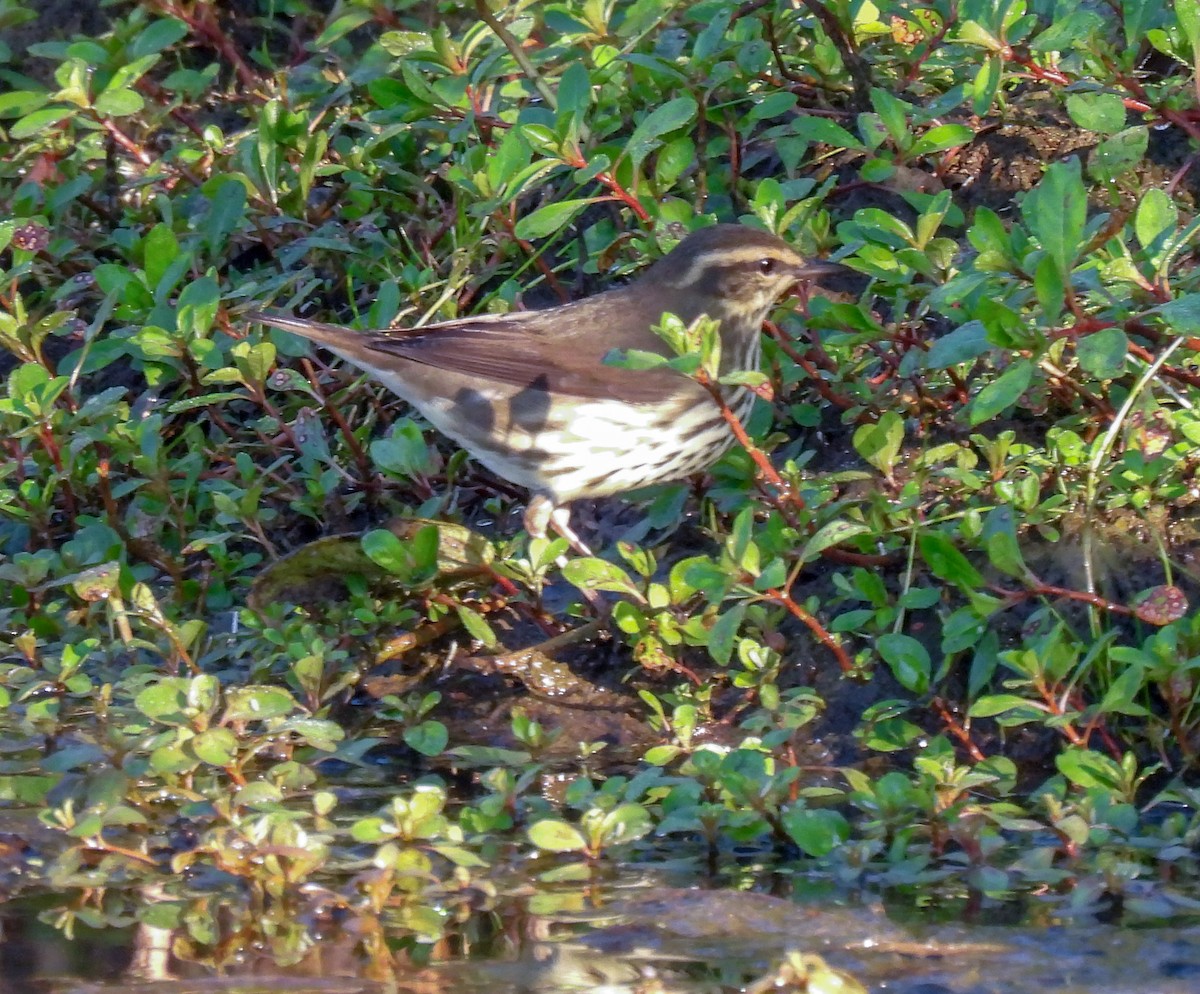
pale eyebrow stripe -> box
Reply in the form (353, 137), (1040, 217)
(671, 246), (794, 287)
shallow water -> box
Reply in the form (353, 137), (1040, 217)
(4, 881), (1200, 994)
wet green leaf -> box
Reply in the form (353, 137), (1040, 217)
(191, 728), (239, 766)
(404, 721), (449, 757)
(1090, 126), (1148, 180)
(1066, 92), (1126, 134)
(93, 86), (144, 117)
(135, 678), (191, 724)
(561, 557), (642, 597)
(598, 803), (652, 845)
(1135, 187), (1177, 263)
(528, 818), (588, 853)
(782, 807), (851, 857)
(223, 686), (297, 722)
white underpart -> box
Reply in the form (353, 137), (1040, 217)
(347, 333), (763, 504)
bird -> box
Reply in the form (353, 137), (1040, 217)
(248, 223), (838, 553)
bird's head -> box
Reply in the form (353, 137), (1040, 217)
(644, 224), (840, 336)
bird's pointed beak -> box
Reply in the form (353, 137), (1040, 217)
(793, 258), (849, 282)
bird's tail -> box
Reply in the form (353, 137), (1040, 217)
(245, 310), (369, 348)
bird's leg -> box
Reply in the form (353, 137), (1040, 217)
(524, 495), (594, 557)
(548, 505), (595, 558)
(525, 494), (608, 613)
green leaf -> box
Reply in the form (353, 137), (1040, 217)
(969, 358), (1033, 425)
(487, 128), (533, 190)
(129, 17), (189, 57)
(371, 420), (435, 477)
(203, 177), (248, 253)
(655, 135), (695, 187)
(528, 818), (588, 853)
(1135, 187), (1177, 261)
(134, 678), (191, 724)
(94, 87), (144, 117)
(378, 30), (433, 56)
(800, 520), (871, 561)
(782, 807), (851, 857)
(560, 557), (642, 597)
(853, 207), (914, 246)
(870, 87), (911, 147)
(223, 686), (297, 722)
(718, 369), (768, 388)
(968, 693), (1041, 719)
(971, 55), (1002, 116)
(362, 525), (438, 583)
(176, 275), (220, 337)
(1097, 663), (1150, 716)
(598, 803), (653, 845)
(107, 53), (163, 92)
(404, 721), (450, 756)
(1123, 0), (1159, 47)
(314, 9), (374, 46)
(1034, 253), (1065, 322)
(985, 531), (1027, 579)
(1028, 9), (1103, 51)
(1157, 294), (1200, 332)
(10, 106), (72, 139)
(918, 532), (984, 588)
(707, 604), (745, 665)
(747, 90), (798, 121)
(232, 340), (277, 386)
(1076, 328), (1128, 379)
(191, 728), (239, 766)
(956, 20), (1003, 50)
(350, 816), (394, 844)
(853, 410), (904, 477)
(143, 223), (180, 292)
(69, 561), (121, 602)
(910, 123), (974, 157)
(1066, 92), (1127, 134)
(456, 604), (498, 648)
(925, 321), (989, 368)
(514, 198), (591, 240)
(625, 96), (697, 171)
(1178, 0), (1200, 52)
(1055, 747), (1123, 790)
(791, 116), (865, 150)
(556, 60), (592, 120)
(1089, 126), (1148, 181)
(1020, 159), (1086, 284)
(0, 89), (49, 118)
(877, 633), (931, 694)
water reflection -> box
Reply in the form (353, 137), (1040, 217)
(2, 883), (1200, 994)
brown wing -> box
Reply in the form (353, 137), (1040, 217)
(362, 297), (689, 403)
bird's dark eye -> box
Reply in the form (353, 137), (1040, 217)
(758, 257), (777, 274)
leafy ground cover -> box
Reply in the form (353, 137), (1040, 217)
(4, 0), (1200, 973)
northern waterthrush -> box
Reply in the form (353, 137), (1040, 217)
(248, 223), (836, 550)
